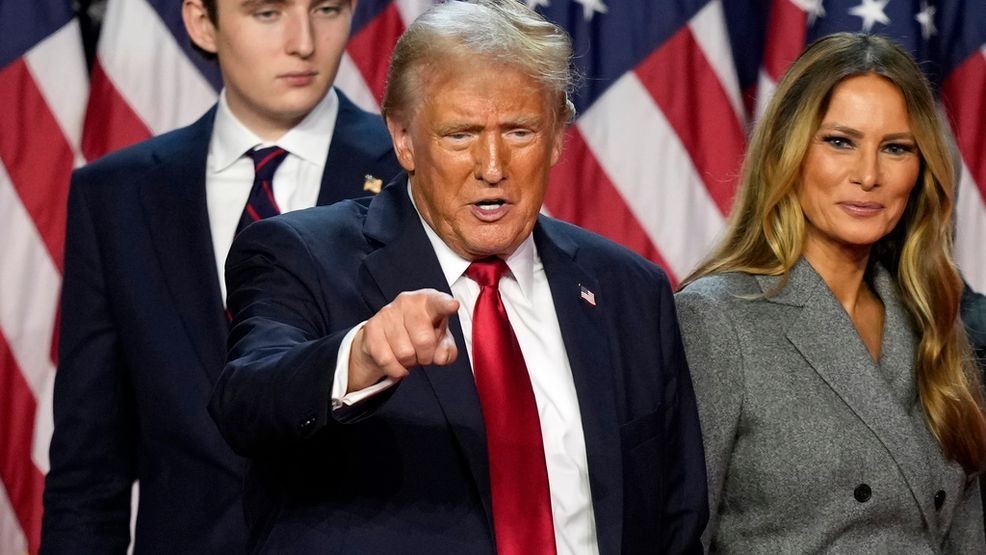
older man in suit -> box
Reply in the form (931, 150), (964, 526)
(40, 1), (400, 553)
(210, 1), (707, 553)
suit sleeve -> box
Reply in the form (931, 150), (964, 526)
(655, 282), (710, 554)
(209, 217), (387, 456)
(673, 287), (745, 551)
(40, 174), (137, 555)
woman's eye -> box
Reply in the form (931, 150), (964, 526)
(884, 143), (916, 155)
(822, 135), (853, 149)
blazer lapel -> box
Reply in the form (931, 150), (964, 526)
(141, 108), (228, 384)
(535, 219), (623, 555)
(359, 180), (493, 530)
(762, 259), (939, 536)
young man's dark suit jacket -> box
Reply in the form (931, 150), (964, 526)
(210, 178), (709, 554)
(40, 91), (401, 555)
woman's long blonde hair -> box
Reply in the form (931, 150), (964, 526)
(682, 33), (986, 474)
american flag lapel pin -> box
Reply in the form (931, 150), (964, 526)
(579, 284), (596, 307)
(363, 174), (383, 194)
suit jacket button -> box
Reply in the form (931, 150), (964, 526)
(854, 483), (871, 503)
(934, 489), (946, 510)
(300, 416), (316, 431)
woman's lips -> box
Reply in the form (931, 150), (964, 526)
(838, 201), (884, 217)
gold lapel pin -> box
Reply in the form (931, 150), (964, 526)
(363, 174), (383, 194)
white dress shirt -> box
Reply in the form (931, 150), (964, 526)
(206, 88), (339, 301)
(330, 185), (600, 554)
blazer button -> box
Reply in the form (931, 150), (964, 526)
(935, 490), (946, 510)
(854, 483), (871, 503)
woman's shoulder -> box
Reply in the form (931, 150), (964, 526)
(676, 272), (761, 303)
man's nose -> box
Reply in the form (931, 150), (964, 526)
(474, 133), (506, 184)
(285, 12), (316, 58)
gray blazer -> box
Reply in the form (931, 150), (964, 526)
(675, 258), (984, 554)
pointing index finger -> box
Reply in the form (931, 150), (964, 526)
(425, 291), (460, 326)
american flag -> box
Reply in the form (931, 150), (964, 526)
(1, 0), (984, 552)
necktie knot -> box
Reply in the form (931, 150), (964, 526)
(466, 257), (510, 288)
(249, 146), (288, 183)
(235, 147), (289, 236)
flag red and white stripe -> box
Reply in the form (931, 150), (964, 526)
(0, 13), (87, 555)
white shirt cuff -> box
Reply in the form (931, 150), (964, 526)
(330, 322), (397, 410)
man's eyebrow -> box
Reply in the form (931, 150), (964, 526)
(240, 0), (288, 10)
(503, 115), (543, 128)
(436, 122), (482, 135)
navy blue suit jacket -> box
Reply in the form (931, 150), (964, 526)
(211, 179), (708, 554)
(41, 91), (401, 554)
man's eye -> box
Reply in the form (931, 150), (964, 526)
(254, 9), (279, 20)
(315, 5), (342, 16)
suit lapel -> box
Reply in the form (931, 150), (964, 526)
(141, 108), (228, 384)
(317, 91), (399, 206)
(535, 219), (623, 555)
(359, 180), (493, 529)
(762, 260), (939, 536)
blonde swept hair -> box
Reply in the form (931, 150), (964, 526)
(683, 33), (986, 474)
(380, 0), (576, 126)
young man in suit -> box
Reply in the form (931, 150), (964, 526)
(40, 0), (400, 553)
(210, 1), (708, 553)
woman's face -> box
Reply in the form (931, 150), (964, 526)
(798, 73), (921, 259)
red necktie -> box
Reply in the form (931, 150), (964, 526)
(466, 258), (557, 555)
(236, 146), (288, 236)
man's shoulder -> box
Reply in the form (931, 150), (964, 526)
(334, 90), (395, 151)
(253, 196), (375, 247)
(283, 196), (373, 227)
(538, 216), (670, 284)
(72, 109), (214, 188)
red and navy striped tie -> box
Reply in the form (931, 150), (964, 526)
(236, 146), (288, 236)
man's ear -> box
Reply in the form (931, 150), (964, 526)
(183, 0), (219, 55)
(386, 114), (416, 173)
(549, 123), (565, 167)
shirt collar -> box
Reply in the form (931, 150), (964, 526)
(407, 181), (536, 299)
(210, 87), (339, 171)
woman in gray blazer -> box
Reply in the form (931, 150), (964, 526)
(676, 33), (986, 553)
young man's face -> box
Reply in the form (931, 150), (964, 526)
(184, 0), (353, 140)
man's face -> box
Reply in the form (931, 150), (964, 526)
(184, 0), (352, 140)
(387, 59), (565, 260)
